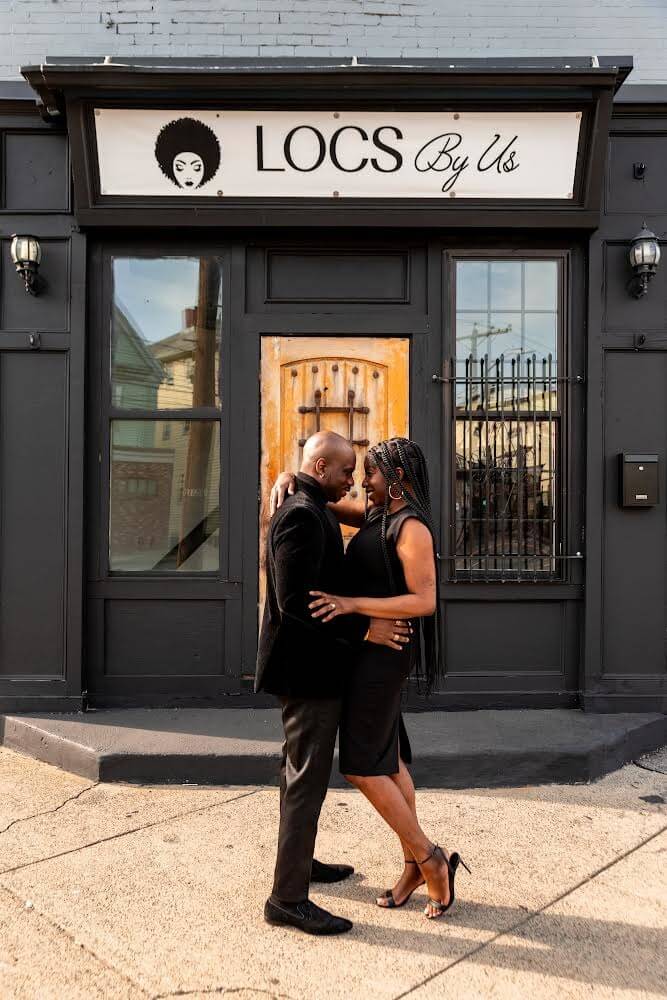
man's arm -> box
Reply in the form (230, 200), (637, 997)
(272, 506), (360, 646)
(272, 506), (411, 650)
(270, 471), (365, 528)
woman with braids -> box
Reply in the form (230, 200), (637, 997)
(270, 438), (470, 920)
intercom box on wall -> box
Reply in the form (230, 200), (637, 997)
(619, 454), (660, 507)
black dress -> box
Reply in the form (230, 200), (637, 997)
(339, 506), (421, 776)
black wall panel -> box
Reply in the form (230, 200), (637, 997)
(105, 601), (225, 678)
(0, 238), (70, 331)
(0, 353), (67, 676)
(245, 244), (427, 315)
(585, 108), (667, 711)
(602, 352), (666, 678)
(2, 131), (69, 212)
(603, 242), (667, 333)
(445, 602), (563, 676)
(266, 250), (409, 303)
(0, 107), (82, 710)
(607, 136), (667, 216)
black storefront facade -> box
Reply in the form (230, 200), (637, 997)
(0, 56), (665, 718)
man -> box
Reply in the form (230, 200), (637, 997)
(256, 431), (411, 935)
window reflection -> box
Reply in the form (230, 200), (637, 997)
(110, 420), (220, 572)
(455, 260), (559, 408)
(111, 257), (222, 410)
(454, 259), (560, 579)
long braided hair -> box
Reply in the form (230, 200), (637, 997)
(367, 438), (443, 693)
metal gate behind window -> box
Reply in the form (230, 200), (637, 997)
(450, 258), (564, 581)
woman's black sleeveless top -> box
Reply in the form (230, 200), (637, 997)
(344, 505), (420, 601)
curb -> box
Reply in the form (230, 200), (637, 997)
(2, 711), (665, 787)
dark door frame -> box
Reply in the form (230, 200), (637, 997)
(86, 234), (243, 705)
(85, 229), (587, 709)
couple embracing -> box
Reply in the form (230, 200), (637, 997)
(255, 432), (469, 936)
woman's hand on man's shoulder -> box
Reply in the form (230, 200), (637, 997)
(270, 472), (297, 515)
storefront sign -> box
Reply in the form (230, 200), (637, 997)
(94, 109), (581, 200)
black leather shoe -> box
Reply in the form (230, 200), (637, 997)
(310, 858), (355, 883)
(264, 898), (353, 935)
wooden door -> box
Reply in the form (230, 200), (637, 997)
(259, 336), (409, 609)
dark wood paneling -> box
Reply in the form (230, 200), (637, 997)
(607, 135), (667, 216)
(2, 132), (69, 212)
(601, 351), (666, 678)
(0, 352), (67, 677)
(104, 600), (225, 677)
(0, 238), (70, 331)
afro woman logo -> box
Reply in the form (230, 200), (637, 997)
(154, 117), (221, 189)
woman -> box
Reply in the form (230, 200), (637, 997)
(272, 437), (469, 919)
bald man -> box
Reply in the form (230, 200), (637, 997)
(257, 432), (398, 935)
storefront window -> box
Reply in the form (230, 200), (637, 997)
(454, 258), (560, 579)
(111, 257), (222, 410)
(109, 420), (220, 572)
(109, 256), (223, 573)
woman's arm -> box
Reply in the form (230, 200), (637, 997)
(309, 518), (437, 622)
(327, 495), (366, 528)
(270, 471), (365, 527)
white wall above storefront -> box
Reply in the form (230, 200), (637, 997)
(0, 0), (664, 85)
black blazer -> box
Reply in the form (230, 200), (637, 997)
(255, 474), (366, 698)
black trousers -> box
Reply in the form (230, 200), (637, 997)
(271, 695), (341, 904)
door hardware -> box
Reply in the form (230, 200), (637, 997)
(298, 387), (370, 447)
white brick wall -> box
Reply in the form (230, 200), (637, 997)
(0, 0), (665, 83)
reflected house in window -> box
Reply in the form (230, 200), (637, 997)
(110, 302), (175, 563)
(151, 306), (221, 565)
(109, 257), (223, 574)
(110, 301), (165, 410)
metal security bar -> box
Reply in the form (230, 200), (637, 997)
(450, 352), (562, 581)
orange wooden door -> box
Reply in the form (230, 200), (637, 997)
(259, 336), (409, 611)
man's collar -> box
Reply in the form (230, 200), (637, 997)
(296, 472), (328, 508)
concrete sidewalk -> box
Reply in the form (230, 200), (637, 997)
(0, 746), (665, 999)
(2, 707), (666, 786)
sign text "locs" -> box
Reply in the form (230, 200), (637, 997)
(255, 124), (521, 192)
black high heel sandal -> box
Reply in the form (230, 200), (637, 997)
(416, 844), (471, 918)
(376, 859), (425, 909)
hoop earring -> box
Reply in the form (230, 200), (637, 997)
(388, 483), (403, 501)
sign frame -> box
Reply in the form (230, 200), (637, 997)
(93, 108), (583, 202)
(22, 61), (623, 229)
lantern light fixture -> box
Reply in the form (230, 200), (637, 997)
(628, 222), (661, 299)
(10, 234), (42, 295)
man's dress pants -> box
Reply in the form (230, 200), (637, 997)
(272, 696), (341, 903)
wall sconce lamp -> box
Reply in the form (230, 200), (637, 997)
(10, 234), (42, 295)
(628, 222), (661, 299)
